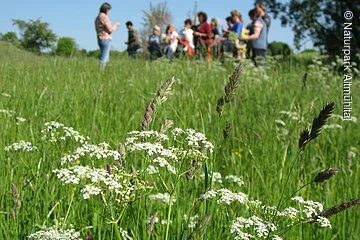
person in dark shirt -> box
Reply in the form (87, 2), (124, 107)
(125, 21), (140, 58)
(210, 18), (220, 57)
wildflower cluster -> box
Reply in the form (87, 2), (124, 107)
(27, 223), (80, 240)
(0, 109), (15, 116)
(199, 172), (244, 187)
(291, 196), (324, 218)
(230, 216), (279, 240)
(60, 142), (121, 165)
(183, 214), (199, 229)
(228, 196), (330, 240)
(125, 128), (214, 176)
(200, 188), (248, 205)
(41, 121), (89, 144)
(4, 140), (38, 152)
(148, 192), (176, 205)
(53, 165), (151, 204)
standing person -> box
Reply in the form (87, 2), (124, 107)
(125, 21), (140, 59)
(94, 2), (120, 69)
(221, 10), (243, 58)
(229, 10), (243, 36)
(240, 7), (268, 67)
(245, 9), (256, 58)
(220, 16), (235, 54)
(194, 11), (212, 61)
(255, 2), (271, 32)
(164, 24), (179, 59)
(210, 18), (220, 58)
(178, 19), (195, 58)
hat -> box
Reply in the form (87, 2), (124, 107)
(153, 25), (160, 31)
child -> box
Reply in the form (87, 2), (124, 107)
(148, 25), (162, 60)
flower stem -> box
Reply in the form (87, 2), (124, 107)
(165, 195), (173, 240)
(114, 222), (122, 240)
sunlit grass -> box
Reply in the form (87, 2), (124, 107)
(0, 43), (359, 239)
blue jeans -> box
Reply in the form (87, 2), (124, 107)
(98, 39), (111, 68)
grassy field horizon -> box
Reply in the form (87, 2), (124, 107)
(0, 41), (359, 239)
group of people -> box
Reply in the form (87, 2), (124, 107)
(94, 2), (270, 69)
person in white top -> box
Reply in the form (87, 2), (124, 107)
(164, 24), (179, 59)
(179, 19), (195, 55)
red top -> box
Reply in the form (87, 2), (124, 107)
(197, 22), (212, 44)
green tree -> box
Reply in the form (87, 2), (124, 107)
(56, 37), (77, 57)
(140, 2), (173, 47)
(1, 31), (19, 46)
(263, 0), (359, 55)
(268, 41), (292, 56)
(12, 18), (57, 53)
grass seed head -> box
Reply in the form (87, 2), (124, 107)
(313, 168), (339, 183)
(223, 121), (232, 139)
(309, 198), (360, 222)
(309, 101), (335, 141)
(11, 183), (21, 209)
(298, 101), (335, 149)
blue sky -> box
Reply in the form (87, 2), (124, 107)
(0, 0), (313, 52)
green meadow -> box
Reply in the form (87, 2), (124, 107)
(0, 41), (359, 239)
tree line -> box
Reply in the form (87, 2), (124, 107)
(1, 1), (358, 58)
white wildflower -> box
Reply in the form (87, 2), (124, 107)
(119, 228), (133, 240)
(27, 225), (81, 240)
(347, 147), (357, 159)
(145, 165), (158, 175)
(183, 214), (199, 229)
(279, 110), (301, 121)
(291, 196), (323, 218)
(152, 157), (176, 174)
(199, 171), (222, 184)
(275, 119), (286, 127)
(160, 219), (173, 225)
(261, 205), (278, 215)
(230, 216), (277, 240)
(60, 143), (120, 165)
(81, 185), (102, 199)
(278, 207), (299, 218)
(1, 93), (11, 97)
(53, 168), (81, 184)
(171, 128), (214, 153)
(0, 109), (15, 116)
(54, 166), (150, 203)
(149, 193), (176, 205)
(248, 200), (263, 207)
(323, 124), (342, 129)
(41, 121), (88, 144)
(316, 216), (332, 229)
(171, 128), (185, 136)
(200, 190), (217, 201)
(127, 130), (169, 141)
(212, 172), (223, 184)
(4, 140), (38, 152)
(15, 117), (26, 123)
(217, 188), (248, 205)
(225, 175), (244, 186)
(230, 217), (255, 240)
(126, 142), (178, 160)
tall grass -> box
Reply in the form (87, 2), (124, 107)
(0, 41), (359, 239)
